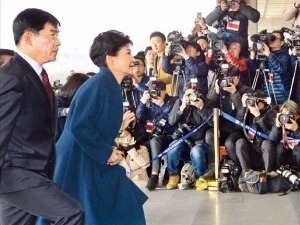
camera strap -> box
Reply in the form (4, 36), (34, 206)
(126, 113), (213, 175)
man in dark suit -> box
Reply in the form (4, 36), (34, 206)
(0, 8), (84, 225)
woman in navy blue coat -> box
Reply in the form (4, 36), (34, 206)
(37, 30), (148, 225)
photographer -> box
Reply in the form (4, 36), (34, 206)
(117, 128), (150, 189)
(221, 40), (251, 86)
(136, 80), (179, 190)
(235, 90), (277, 174)
(249, 30), (293, 105)
(205, 65), (252, 170)
(165, 83), (213, 190)
(163, 40), (208, 98)
(131, 55), (150, 94)
(269, 100), (300, 170)
(205, 0), (260, 57)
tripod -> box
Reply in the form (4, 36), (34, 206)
(170, 56), (185, 97)
(288, 57), (300, 101)
(251, 60), (277, 105)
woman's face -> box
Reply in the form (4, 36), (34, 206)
(110, 44), (135, 78)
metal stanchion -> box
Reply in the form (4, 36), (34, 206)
(214, 108), (220, 180)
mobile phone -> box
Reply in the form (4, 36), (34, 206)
(196, 12), (202, 19)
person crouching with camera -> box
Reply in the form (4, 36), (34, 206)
(236, 90), (277, 176)
(116, 128), (150, 190)
(165, 82), (213, 190)
(269, 100), (300, 170)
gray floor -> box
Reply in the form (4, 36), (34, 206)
(143, 188), (300, 225)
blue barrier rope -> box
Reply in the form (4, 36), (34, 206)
(126, 112), (213, 175)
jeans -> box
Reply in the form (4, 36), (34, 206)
(149, 135), (173, 174)
(167, 141), (208, 178)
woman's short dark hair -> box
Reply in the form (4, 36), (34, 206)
(89, 30), (132, 67)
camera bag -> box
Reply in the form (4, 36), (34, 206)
(238, 171), (268, 194)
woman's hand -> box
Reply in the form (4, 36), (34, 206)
(107, 147), (124, 165)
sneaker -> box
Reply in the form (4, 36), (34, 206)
(201, 164), (215, 180)
(166, 174), (180, 190)
(195, 177), (208, 191)
(146, 175), (159, 191)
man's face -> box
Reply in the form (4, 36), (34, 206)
(267, 32), (283, 50)
(150, 36), (166, 54)
(133, 59), (145, 77)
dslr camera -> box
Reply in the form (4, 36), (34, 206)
(171, 123), (194, 147)
(278, 113), (294, 125)
(277, 165), (300, 190)
(151, 118), (167, 137)
(245, 92), (271, 107)
(217, 77), (232, 89)
(121, 75), (133, 90)
(281, 26), (300, 58)
(148, 77), (161, 99)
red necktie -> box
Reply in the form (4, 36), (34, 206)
(41, 69), (54, 110)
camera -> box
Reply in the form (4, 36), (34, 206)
(277, 166), (300, 190)
(149, 88), (160, 99)
(168, 31), (188, 55)
(171, 123), (194, 147)
(121, 75), (133, 90)
(148, 77), (161, 99)
(207, 32), (225, 56)
(188, 92), (202, 102)
(217, 77), (232, 89)
(151, 118), (167, 137)
(278, 113), (294, 125)
(281, 26), (300, 58)
(245, 92), (271, 107)
(219, 159), (241, 193)
(250, 30), (276, 52)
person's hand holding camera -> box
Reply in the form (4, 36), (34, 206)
(141, 91), (151, 104)
(283, 118), (298, 131)
(222, 82), (237, 94)
(247, 102), (260, 117)
(177, 46), (189, 59)
(261, 43), (271, 57)
(180, 90), (193, 112)
(107, 147), (124, 165)
(151, 95), (164, 106)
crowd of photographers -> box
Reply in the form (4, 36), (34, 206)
(115, 0), (300, 192)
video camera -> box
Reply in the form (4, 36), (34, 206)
(168, 31), (188, 55)
(250, 30), (276, 52)
(281, 26), (300, 58)
(245, 91), (271, 107)
(278, 112), (294, 125)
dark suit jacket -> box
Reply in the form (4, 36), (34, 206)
(0, 53), (56, 193)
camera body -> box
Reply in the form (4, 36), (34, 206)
(169, 31), (188, 55)
(245, 92), (271, 107)
(149, 88), (160, 99)
(218, 77), (232, 89)
(151, 118), (167, 137)
(250, 31), (276, 52)
(171, 123), (194, 147)
(281, 26), (300, 58)
(121, 76), (133, 90)
(278, 113), (293, 125)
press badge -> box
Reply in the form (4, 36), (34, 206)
(227, 20), (240, 31)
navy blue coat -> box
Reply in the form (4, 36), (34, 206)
(38, 67), (148, 225)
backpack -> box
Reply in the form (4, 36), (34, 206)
(178, 162), (195, 190)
